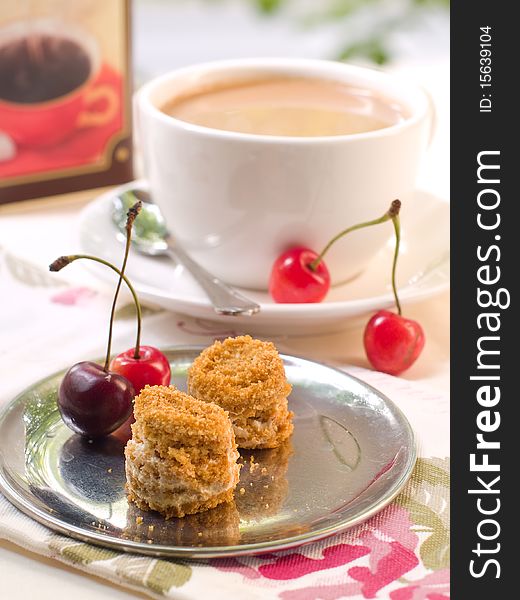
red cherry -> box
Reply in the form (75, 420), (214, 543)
(268, 202), (401, 304)
(110, 345), (171, 394)
(269, 246), (330, 303)
(364, 309), (425, 375)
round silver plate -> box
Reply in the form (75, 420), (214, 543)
(0, 347), (416, 558)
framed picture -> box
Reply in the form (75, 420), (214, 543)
(0, 0), (132, 204)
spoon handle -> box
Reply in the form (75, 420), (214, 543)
(165, 242), (260, 316)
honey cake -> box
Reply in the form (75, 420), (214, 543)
(188, 335), (293, 449)
(125, 385), (240, 518)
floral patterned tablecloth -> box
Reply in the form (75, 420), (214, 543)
(0, 247), (449, 599)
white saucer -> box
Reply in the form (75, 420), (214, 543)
(78, 183), (449, 335)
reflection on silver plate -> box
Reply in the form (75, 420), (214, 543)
(0, 348), (416, 558)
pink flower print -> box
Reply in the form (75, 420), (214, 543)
(211, 557), (262, 580)
(372, 505), (418, 551)
(344, 506), (420, 598)
(51, 286), (97, 306)
(349, 539), (419, 598)
(390, 569), (450, 600)
(280, 582), (364, 600)
(259, 543), (370, 580)
(212, 504), (422, 598)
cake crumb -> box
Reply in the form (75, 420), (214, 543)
(261, 467), (268, 474)
(135, 516), (143, 525)
(148, 525), (154, 532)
(107, 468), (112, 473)
(239, 487), (246, 495)
(198, 532), (203, 537)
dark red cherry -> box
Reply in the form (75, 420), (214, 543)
(58, 361), (134, 438)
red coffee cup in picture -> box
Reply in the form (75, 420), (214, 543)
(0, 19), (118, 154)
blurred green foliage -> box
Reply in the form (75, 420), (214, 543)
(250, 0), (450, 64)
(256, 0), (283, 13)
(143, 0), (449, 64)
(253, 0), (450, 15)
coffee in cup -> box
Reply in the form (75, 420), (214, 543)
(0, 34), (91, 104)
(161, 76), (409, 138)
(0, 21), (119, 149)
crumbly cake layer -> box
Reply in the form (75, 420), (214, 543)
(188, 336), (293, 449)
(126, 479), (235, 519)
(125, 385), (240, 518)
(232, 400), (294, 449)
(188, 335), (292, 411)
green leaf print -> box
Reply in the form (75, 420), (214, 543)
(49, 537), (191, 593)
(411, 458), (450, 488)
(420, 530), (450, 571)
(400, 497), (445, 532)
(49, 537), (118, 564)
(146, 560), (192, 593)
(396, 457), (450, 571)
(113, 555), (192, 594)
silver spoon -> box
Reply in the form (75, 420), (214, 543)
(112, 188), (260, 316)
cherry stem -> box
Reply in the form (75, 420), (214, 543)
(309, 199), (401, 273)
(49, 254), (143, 360)
(390, 207), (402, 316)
(49, 201), (142, 371)
(104, 202), (141, 368)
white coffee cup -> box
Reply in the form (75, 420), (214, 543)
(137, 58), (432, 290)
